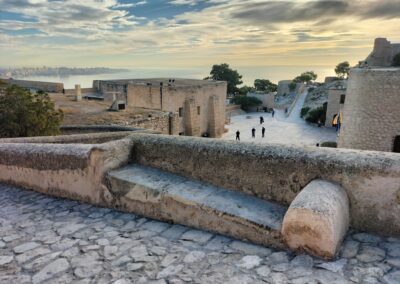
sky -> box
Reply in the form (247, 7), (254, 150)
(1, 0), (400, 78)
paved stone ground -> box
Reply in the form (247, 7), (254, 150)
(223, 92), (337, 146)
(1, 183), (400, 284)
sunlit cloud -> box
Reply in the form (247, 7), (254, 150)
(0, 0), (399, 69)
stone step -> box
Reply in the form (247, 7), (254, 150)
(107, 164), (287, 249)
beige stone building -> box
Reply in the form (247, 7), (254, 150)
(338, 39), (400, 152)
(93, 78), (227, 138)
(325, 81), (347, 127)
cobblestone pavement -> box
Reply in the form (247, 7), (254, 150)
(1, 183), (400, 284)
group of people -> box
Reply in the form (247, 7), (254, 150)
(235, 114), (271, 141)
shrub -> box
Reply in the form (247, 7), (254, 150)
(231, 95), (262, 111)
(288, 82), (297, 92)
(321, 141), (337, 148)
(305, 106), (326, 124)
(0, 85), (63, 138)
(301, 107), (310, 118)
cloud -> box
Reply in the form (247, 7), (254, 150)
(0, 0), (399, 68)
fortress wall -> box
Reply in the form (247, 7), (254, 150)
(64, 87), (95, 95)
(0, 138), (133, 206)
(130, 133), (400, 235)
(338, 68), (400, 151)
(3, 79), (64, 93)
(1, 132), (400, 236)
(0, 131), (136, 144)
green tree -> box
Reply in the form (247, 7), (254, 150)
(393, 53), (400, 66)
(205, 63), (243, 94)
(239, 85), (255, 95)
(254, 79), (278, 92)
(0, 84), (63, 138)
(231, 95), (262, 111)
(335, 61), (350, 79)
(288, 81), (297, 92)
(293, 71), (318, 84)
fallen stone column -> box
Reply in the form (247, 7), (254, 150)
(281, 179), (349, 259)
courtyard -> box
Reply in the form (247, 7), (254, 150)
(223, 92), (337, 146)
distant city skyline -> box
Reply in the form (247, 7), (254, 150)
(1, 0), (400, 77)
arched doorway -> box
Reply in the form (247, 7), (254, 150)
(393, 136), (400, 153)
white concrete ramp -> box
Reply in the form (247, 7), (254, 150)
(107, 164), (287, 248)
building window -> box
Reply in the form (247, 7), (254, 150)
(179, 107), (183, 117)
(393, 136), (400, 153)
(340, 94), (346, 104)
(197, 106), (201, 115)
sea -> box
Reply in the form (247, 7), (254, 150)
(12, 66), (335, 89)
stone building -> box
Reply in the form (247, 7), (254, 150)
(361, 38), (400, 67)
(324, 81), (347, 127)
(93, 78), (227, 138)
(338, 39), (400, 152)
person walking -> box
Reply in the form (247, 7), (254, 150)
(252, 128), (256, 138)
(262, 127), (265, 138)
(260, 116), (264, 124)
(272, 109), (275, 118)
(236, 130), (240, 141)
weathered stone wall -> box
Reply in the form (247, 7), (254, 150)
(364, 38), (400, 67)
(131, 114), (172, 135)
(3, 79), (64, 93)
(338, 68), (400, 151)
(130, 134), (400, 236)
(0, 138), (133, 205)
(247, 92), (275, 109)
(325, 89), (346, 127)
(0, 131), (134, 144)
(127, 84), (161, 109)
(99, 80), (226, 138)
(64, 87), (95, 95)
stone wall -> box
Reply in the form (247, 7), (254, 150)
(364, 38), (400, 67)
(64, 88), (95, 95)
(0, 131), (134, 144)
(3, 79), (64, 93)
(130, 134), (400, 236)
(338, 68), (400, 152)
(128, 82), (227, 137)
(0, 138), (133, 205)
(325, 88), (346, 127)
(247, 92), (275, 109)
(0, 133), (400, 237)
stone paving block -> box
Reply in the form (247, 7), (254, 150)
(282, 180), (349, 259)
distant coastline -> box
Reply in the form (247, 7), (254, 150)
(0, 67), (129, 79)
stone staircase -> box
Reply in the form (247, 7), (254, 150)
(107, 164), (287, 249)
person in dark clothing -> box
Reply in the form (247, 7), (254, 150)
(262, 127), (265, 138)
(317, 119), (322, 127)
(260, 116), (264, 124)
(272, 109), (275, 117)
(252, 128), (256, 138)
(236, 130), (240, 141)
(316, 143), (320, 147)
(62, 88), (65, 95)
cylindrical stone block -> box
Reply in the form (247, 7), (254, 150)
(75, 84), (82, 102)
(281, 179), (349, 259)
